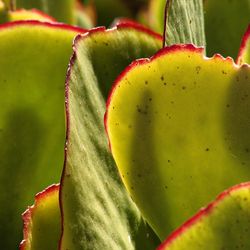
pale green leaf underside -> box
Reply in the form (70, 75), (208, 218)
(148, 0), (205, 47)
(106, 46), (250, 240)
(160, 183), (250, 250)
(164, 0), (205, 47)
(60, 26), (162, 250)
(0, 22), (83, 249)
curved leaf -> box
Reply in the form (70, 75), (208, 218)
(20, 184), (60, 250)
(0, 21), (86, 249)
(105, 44), (250, 240)
(60, 23), (162, 250)
(158, 182), (250, 250)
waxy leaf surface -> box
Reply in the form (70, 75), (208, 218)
(204, 0), (250, 59)
(20, 185), (60, 250)
(106, 44), (250, 240)
(0, 21), (86, 249)
(158, 182), (250, 250)
(60, 24), (162, 250)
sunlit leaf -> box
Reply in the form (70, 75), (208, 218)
(106, 44), (250, 240)
(0, 21), (86, 249)
(60, 23), (162, 249)
(158, 182), (250, 250)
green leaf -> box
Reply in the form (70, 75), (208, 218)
(158, 182), (250, 250)
(8, 9), (56, 22)
(0, 21), (86, 249)
(148, 0), (205, 47)
(164, 0), (205, 46)
(204, 0), (250, 59)
(105, 44), (250, 240)
(237, 25), (250, 65)
(60, 23), (162, 249)
(20, 185), (60, 250)
(16, 0), (75, 24)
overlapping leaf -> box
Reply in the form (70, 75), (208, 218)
(60, 24), (162, 249)
(106, 44), (250, 240)
(158, 183), (250, 250)
(0, 21), (86, 249)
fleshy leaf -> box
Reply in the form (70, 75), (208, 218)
(60, 23), (162, 249)
(204, 0), (250, 59)
(20, 184), (60, 250)
(105, 44), (250, 240)
(8, 9), (56, 22)
(163, 0), (205, 47)
(158, 182), (250, 250)
(237, 25), (250, 65)
(0, 21), (86, 249)
(75, 1), (93, 29)
(148, 0), (205, 47)
(16, 0), (75, 24)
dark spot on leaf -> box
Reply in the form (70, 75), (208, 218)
(196, 66), (201, 74)
(226, 104), (230, 108)
(205, 148), (210, 151)
(222, 70), (227, 75)
(145, 80), (148, 85)
(161, 76), (164, 81)
(182, 86), (186, 90)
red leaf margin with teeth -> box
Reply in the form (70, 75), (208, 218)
(104, 43), (238, 153)
(19, 184), (60, 250)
